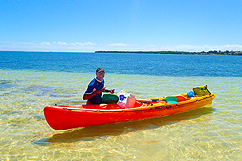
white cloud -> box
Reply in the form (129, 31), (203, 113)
(40, 42), (51, 45)
(75, 42), (93, 46)
(50, 42), (94, 46)
(57, 42), (68, 45)
(220, 44), (242, 51)
(109, 43), (131, 47)
(20, 42), (35, 45)
(156, 44), (242, 52)
(85, 42), (93, 46)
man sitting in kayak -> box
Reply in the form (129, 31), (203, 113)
(83, 67), (115, 104)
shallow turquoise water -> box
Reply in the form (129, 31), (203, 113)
(1, 69), (242, 160)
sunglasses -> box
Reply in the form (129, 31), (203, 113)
(97, 71), (105, 74)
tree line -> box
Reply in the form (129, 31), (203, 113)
(95, 50), (242, 55)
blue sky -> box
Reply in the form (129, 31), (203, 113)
(1, 0), (242, 52)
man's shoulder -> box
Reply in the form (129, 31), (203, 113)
(88, 78), (96, 85)
(89, 78), (104, 86)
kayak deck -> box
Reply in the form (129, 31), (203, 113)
(52, 94), (192, 110)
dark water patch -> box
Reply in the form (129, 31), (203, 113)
(19, 85), (54, 95)
(1, 109), (20, 115)
(0, 80), (17, 89)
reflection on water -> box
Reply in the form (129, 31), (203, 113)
(37, 106), (214, 144)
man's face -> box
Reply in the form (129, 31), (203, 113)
(96, 71), (105, 81)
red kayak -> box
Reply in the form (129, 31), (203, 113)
(44, 85), (215, 130)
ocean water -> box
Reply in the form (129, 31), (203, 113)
(0, 51), (242, 160)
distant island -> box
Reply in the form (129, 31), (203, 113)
(95, 50), (242, 55)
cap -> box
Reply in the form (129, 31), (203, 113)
(96, 67), (105, 73)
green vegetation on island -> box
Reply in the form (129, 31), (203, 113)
(95, 50), (242, 55)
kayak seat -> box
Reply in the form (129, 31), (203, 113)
(163, 96), (178, 103)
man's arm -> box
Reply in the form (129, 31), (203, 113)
(83, 88), (115, 100)
(83, 88), (105, 100)
(103, 89), (115, 94)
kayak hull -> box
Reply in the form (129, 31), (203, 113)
(44, 93), (215, 130)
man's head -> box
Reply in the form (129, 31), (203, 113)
(96, 67), (105, 81)
(96, 67), (105, 73)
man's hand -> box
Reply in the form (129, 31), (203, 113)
(110, 89), (115, 94)
(103, 88), (115, 94)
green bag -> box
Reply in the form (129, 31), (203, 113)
(163, 96), (178, 103)
(102, 94), (119, 104)
(193, 85), (211, 96)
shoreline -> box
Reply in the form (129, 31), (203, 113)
(1, 50), (241, 55)
(95, 50), (242, 55)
